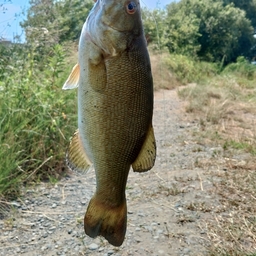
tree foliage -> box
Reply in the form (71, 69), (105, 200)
(166, 0), (254, 63)
(55, 0), (93, 43)
(20, 0), (93, 67)
(164, 1), (201, 57)
(142, 0), (256, 63)
(223, 0), (256, 28)
(20, 0), (93, 47)
(142, 8), (166, 49)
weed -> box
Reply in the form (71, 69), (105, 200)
(186, 202), (212, 212)
(158, 184), (182, 196)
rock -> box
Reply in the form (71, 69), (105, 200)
(49, 226), (56, 231)
(42, 233), (48, 238)
(88, 243), (99, 250)
(80, 200), (87, 205)
(183, 248), (191, 254)
(10, 201), (21, 208)
(51, 203), (57, 208)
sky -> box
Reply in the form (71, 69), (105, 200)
(0, 0), (175, 42)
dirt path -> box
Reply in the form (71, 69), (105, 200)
(0, 89), (227, 255)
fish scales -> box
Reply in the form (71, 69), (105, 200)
(81, 53), (152, 201)
(63, 0), (156, 247)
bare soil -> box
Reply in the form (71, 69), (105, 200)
(0, 89), (255, 255)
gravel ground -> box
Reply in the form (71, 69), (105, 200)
(0, 89), (226, 255)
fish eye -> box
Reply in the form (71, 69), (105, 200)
(126, 1), (137, 14)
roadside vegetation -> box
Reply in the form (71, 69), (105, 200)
(0, 0), (256, 254)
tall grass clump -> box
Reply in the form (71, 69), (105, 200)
(164, 54), (218, 85)
(0, 43), (77, 199)
(223, 56), (256, 79)
(222, 56), (256, 89)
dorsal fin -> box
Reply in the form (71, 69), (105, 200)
(62, 64), (80, 90)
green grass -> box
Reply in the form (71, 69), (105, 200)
(223, 140), (256, 155)
(0, 43), (77, 199)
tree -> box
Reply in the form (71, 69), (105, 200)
(142, 8), (167, 49)
(165, 0), (255, 63)
(20, 0), (59, 63)
(56, 0), (93, 43)
(20, 0), (94, 67)
(223, 0), (256, 28)
(21, 0), (93, 45)
(165, 1), (201, 57)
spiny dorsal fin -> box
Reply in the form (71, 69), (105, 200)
(66, 130), (92, 172)
(132, 124), (156, 172)
(62, 63), (80, 90)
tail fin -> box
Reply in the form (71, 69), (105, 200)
(84, 195), (127, 246)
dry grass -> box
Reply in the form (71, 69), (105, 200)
(179, 75), (256, 145)
(206, 167), (256, 255)
(177, 71), (256, 255)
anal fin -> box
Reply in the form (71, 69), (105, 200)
(66, 130), (92, 172)
(132, 124), (156, 172)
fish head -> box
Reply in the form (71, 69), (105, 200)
(98, 0), (142, 33)
(84, 0), (144, 57)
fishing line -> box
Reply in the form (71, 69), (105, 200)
(141, 1), (169, 183)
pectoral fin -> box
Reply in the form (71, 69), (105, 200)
(66, 130), (92, 172)
(62, 63), (80, 90)
(132, 124), (156, 172)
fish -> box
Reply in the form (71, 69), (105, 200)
(63, 0), (156, 247)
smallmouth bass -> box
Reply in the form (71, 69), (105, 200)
(63, 0), (156, 246)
